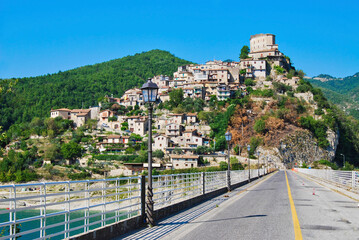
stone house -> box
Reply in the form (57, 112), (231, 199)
(99, 110), (116, 123)
(50, 108), (71, 119)
(166, 123), (184, 137)
(176, 135), (203, 148)
(169, 114), (184, 124)
(170, 155), (199, 169)
(153, 134), (170, 152)
(152, 75), (171, 88)
(185, 113), (197, 124)
(133, 117), (149, 136)
(70, 109), (91, 127)
(126, 116), (141, 132)
(159, 93), (170, 103)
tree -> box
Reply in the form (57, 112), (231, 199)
(169, 88), (184, 108)
(297, 69), (305, 79)
(61, 141), (82, 162)
(239, 46), (250, 60)
(233, 145), (240, 155)
(153, 150), (165, 159)
(121, 122), (128, 131)
(195, 146), (212, 155)
(44, 144), (61, 162)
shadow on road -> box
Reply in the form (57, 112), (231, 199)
(157, 214), (268, 226)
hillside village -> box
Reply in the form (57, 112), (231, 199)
(2, 32), (349, 183)
(46, 33), (318, 177)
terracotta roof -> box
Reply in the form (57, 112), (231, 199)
(169, 114), (184, 116)
(51, 108), (71, 112)
(170, 154), (199, 159)
(107, 135), (122, 139)
(71, 109), (91, 113)
(77, 113), (88, 117)
(126, 115), (141, 119)
(186, 113), (197, 116)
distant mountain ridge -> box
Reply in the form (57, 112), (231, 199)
(308, 72), (359, 119)
(311, 74), (342, 81)
(0, 50), (192, 130)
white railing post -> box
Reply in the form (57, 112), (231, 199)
(352, 171), (356, 189)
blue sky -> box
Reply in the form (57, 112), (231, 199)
(1, 0), (358, 78)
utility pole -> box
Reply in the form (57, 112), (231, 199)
(247, 145), (251, 182)
(340, 153), (345, 168)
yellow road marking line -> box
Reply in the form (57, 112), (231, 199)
(285, 171), (303, 240)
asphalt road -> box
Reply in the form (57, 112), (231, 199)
(159, 170), (359, 240)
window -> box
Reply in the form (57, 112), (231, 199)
(196, 139), (198, 142)
(160, 144), (162, 147)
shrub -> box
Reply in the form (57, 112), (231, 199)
(314, 108), (324, 115)
(274, 65), (284, 74)
(299, 116), (329, 148)
(93, 154), (137, 161)
(68, 171), (91, 180)
(254, 119), (266, 134)
(219, 161), (228, 170)
(273, 82), (292, 93)
(244, 79), (255, 86)
(287, 91), (294, 97)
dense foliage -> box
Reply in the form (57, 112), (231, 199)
(0, 50), (192, 130)
(239, 46), (249, 60)
(308, 72), (359, 119)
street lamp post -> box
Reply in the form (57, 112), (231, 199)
(340, 153), (345, 168)
(256, 151), (260, 177)
(141, 78), (158, 227)
(247, 145), (251, 182)
(225, 131), (232, 192)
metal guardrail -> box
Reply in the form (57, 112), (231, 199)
(0, 169), (269, 239)
(296, 168), (359, 193)
(0, 177), (141, 240)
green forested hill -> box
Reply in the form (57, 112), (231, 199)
(0, 50), (192, 130)
(308, 72), (359, 119)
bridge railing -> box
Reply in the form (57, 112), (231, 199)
(151, 172), (203, 209)
(296, 168), (359, 193)
(0, 169), (270, 240)
(0, 176), (142, 240)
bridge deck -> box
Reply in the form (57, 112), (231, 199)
(117, 171), (359, 240)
